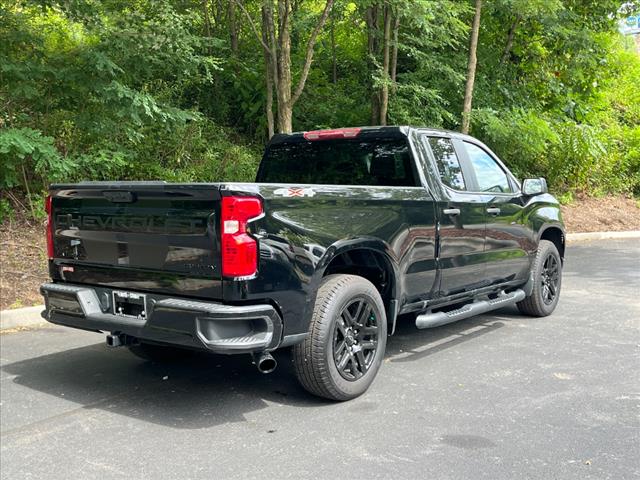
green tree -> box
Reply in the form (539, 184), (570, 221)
(1, 0), (638, 213)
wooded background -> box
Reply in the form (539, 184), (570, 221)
(1, 0), (639, 222)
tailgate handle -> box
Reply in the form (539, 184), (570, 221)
(103, 191), (136, 203)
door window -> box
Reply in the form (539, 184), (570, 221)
(428, 137), (466, 190)
(463, 142), (512, 193)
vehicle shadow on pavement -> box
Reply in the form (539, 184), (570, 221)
(386, 305), (520, 363)
(1, 307), (521, 430)
(1, 343), (327, 430)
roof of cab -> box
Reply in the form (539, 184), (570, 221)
(268, 125), (474, 145)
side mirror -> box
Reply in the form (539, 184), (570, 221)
(522, 177), (548, 196)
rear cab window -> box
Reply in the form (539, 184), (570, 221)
(257, 137), (419, 187)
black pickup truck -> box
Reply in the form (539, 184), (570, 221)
(41, 126), (564, 401)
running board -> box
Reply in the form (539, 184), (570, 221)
(415, 289), (526, 329)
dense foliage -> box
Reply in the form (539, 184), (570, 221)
(1, 0), (639, 220)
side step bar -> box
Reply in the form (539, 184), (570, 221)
(415, 289), (526, 329)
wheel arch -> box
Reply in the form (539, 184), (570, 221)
(539, 225), (566, 262)
(312, 239), (400, 332)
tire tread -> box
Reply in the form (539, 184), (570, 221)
(517, 239), (561, 317)
(293, 274), (385, 401)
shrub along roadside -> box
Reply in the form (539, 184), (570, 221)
(472, 40), (640, 198)
(0, 119), (260, 223)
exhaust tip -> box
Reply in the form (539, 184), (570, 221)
(254, 352), (277, 374)
(258, 357), (277, 374)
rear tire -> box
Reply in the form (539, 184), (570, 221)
(127, 342), (194, 362)
(517, 239), (562, 317)
(293, 274), (387, 401)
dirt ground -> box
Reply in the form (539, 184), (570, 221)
(1, 195), (639, 310)
(560, 194), (640, 233)
(0, 217), (48, 310)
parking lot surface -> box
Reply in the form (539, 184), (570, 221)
(1, 239), (639, 479)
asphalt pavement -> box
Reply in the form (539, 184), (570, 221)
(1, 239), (639, 479)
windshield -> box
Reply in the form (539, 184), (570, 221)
(257, 138), (418, 187)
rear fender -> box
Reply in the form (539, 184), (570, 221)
(303, 237), (401, 330)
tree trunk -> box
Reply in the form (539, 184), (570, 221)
(228, 0), (239, 53)
(213, 0), (224, 28)
(331, 9), (337, 84)
(273, 0), (333, 133)
(461, 0), (482, 134)
(379, 3), (392, 126)
(500, 14), (521, 64)
(261, 5), (275, 138)
(276, 0), (293, 133)
(203, 0), (212, 37)
(262, 1), (279, 91)
(391, 15), (399, 88)
(235, 0), (278, 91)
(233, 0), (332, 134)
(290, 0), (333, 106)
(203, 0), (213, 54)
(366, 5), (379, 125)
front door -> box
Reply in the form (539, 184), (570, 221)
(458, 140), (532, 286)
(426, 136), (488, 297)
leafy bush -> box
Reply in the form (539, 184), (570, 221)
(547, 122), (607, 193)
(473, 33), (640, 197)
(0, 197), (14, 223)
(473, 109), (559, 181)
(0, 128), (62, 188)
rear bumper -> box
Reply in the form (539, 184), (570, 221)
(40, 282), (284, 354)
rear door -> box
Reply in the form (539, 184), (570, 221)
(457, 141), (531, 286)
(49, 182), (223, 299)
(425, 136), (487, 296)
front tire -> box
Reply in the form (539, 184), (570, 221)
(293, 274), (387, 401)
(518, 239), (562, 317)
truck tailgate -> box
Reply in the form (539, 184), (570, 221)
(49, 182), (223, 299)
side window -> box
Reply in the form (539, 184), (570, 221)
(428, 137), (466, 190)
(463, 142), (512, 193)
(368, 141), (417, 186)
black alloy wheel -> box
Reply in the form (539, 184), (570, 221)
(293, 274), (387, 401)
(541, 253), (560, 305)
(517, 239), (562, 317)
(332, 298), (379, 381)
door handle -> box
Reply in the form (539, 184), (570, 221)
(486, 207), (501, 215)
(443, 208), (461, 216)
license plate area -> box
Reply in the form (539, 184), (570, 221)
(113, 291), (147, 319)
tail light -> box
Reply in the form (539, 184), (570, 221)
(303, 128), (361, 141)
(45, 195), (54, 259)
(220, 196), (263, 278)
